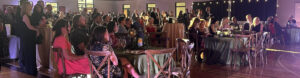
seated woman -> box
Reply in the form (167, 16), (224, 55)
(146, 17), (157, 33)
(89, 26), (139, 78)
(107, 21), (127, 48)
(220, 17), (231, 30)
(52, 19), (91, 77)
(251, 17), (264, 33)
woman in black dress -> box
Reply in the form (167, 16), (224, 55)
(19, 2), (40, 75)
(251, 17), (264, 33)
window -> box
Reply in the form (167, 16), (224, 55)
(123, 4), (131, 17)
(147, 3), (156, 11)
(176, 2), (186, 18)
(78, 0), (94, 13)
(46, 2), (58, 13)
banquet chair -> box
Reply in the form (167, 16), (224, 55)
(230, 34), (254, 69)
(51, 47), (67, 78)
(145, 48), (176, 78)
(252, 32), (268, 68)
(263, 32), (272, 64)
(171, 39), (194, 78)
(86, 50), (112, 78)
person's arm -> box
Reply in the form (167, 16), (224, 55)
(23, 15), (38, 31)
(23, 15), (39, 35)
(110, 51), (118, 66)
(63, 49), (87, 60)
(260, 24), (264, 33)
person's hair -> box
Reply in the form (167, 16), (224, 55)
(90, 26), (107, 45)
(92, 13), (101, 22)
(253, 17), (260, 26)
(31, 5), (43, 26)
(221, 17), (229, 26)
(188, 17), (200, 30)
(200, 19), (207, 27)
(125, 18), (131, 22)
(102, 15), (109, 20)
(72, 15), (82, 29)
(246, 14), (252, 21)
(52, 19), (69, 42)
(118, 17), (125, 23)
(231, 17), (236, 21)
(37, 1), (44, 6)
(107, 21), (117, 33)
(21, 2), (31, 16)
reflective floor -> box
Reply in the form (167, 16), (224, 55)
(1, 44), (300, 78)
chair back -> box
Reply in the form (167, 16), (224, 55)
(176, 38), (194, 77)
(145, 48), (176, 78)
(52, 47), (67, 78)
(86, 50), (112, 78)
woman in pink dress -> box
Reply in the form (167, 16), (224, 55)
(52, 19), (90, 77)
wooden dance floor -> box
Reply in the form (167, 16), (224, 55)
(1, 44), (300, 78)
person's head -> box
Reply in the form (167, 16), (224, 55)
(199, 19), (207, 28)
(179, 11), (183, 16)
(253, 17), (261, 26)
(221, 17), (229, 25)
(91, 27), (110, 44)
(125, 18), (132, 28)
(231, 17), (237, 23)
(38, 16), (47, 26)
(37, 1), (45, 8)
(33, 4), (43, 14)
(5, 6), (13, 14)
(46, 4), (52, 12)
(188, 17), (200, 30)
(148, 17), (154, 24)
(206, 7), (211, 12)
(72, 15), (86, 28)
(267, 16), (273, 22)
(93, 8), (98, 14)
(107, 21), (119, 33)
(21, 2), (32, 16)
(118, 17), (126, 25)
(53, 19), (70, 38)
(274, 16), (279, 22)
(246, 14), (252, 22)
(83, 8), (87, 13)
(92, 13), (102, 24)
(103, 15), (111, 22)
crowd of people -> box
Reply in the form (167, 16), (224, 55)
(0, 0), (298, 78)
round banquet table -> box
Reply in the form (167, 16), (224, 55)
(204, 36), (248, 65)
(286, 28), (300, 43)
(115, 49), (173, 75)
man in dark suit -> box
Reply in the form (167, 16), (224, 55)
(131, 10), (139, 22)
(151, 8), (159, 26)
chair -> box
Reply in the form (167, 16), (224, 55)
(252, 32), (269, 67)
(51, 47), (66, 78)
(145, 48), (176, 78)
(230, 34), (254, 69)
(172, 39), (194, 78)
(86, 50), (112, 78)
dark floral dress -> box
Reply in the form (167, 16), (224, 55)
(89, 42), (123, 78)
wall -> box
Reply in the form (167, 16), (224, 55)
(276, 0), (296, 27)
(0, 0), (297, 26)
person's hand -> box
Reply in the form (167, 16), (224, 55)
(36, 30), (40, 37)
